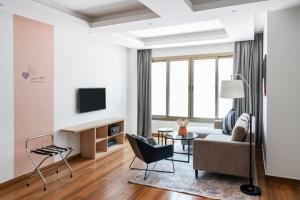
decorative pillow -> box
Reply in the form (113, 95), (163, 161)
(222, 109), (237, 135)
(146, 137), (157, 146)
(131, 134), (157, 146)
(131, 134), (148, 143)
(230, 113), (250, 142)
(231, 126), (247, 141)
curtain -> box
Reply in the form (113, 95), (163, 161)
(137, 49), (152, 137)
(233, 33), (264, 146)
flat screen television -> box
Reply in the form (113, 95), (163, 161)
(78, 88), (106, 113)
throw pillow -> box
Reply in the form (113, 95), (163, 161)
(231, 113), (250, 142)
(132, 134), (157, 146)
(231, 126), (247, 142)
(222, 108), (237, 135)
(131, 134), (148, 143)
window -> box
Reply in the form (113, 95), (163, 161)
(152, 54), (233, 121)
(193, 59), (216, 118)
(218, 57), (234, 118)
(152, 62), (167, 116)
(169, 60), (189, 117)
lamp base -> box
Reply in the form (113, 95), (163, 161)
(240, 184), (261, 196)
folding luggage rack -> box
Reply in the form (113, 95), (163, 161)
(25, 133), (73, 190)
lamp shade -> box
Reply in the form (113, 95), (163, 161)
(220, 80), (245, 99)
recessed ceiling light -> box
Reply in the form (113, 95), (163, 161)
(148, 23), (152, 26)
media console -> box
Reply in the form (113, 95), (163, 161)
(60, 118), (125, 159)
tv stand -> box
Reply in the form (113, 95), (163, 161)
(60, 118), (125, 159)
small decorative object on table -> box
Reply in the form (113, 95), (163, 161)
(177, 118), (189, 137)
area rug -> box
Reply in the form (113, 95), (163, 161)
(129, 145), (258, 200)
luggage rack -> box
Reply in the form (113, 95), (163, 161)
(25, 133), (73, 190)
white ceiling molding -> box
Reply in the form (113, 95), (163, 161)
(33, 0), (92, 22)
(144, 38), (231, 49)
(5, 0), (300, 49)
(190, 0), (268, 11)
(34, 0), (159, 25)
(143, 29), (228, 46)
(90, 9), (158, 27)
(129, 20), (223, 38)
(137, 0), (193, 16)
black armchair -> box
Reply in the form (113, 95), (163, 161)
(127, 133), (175, 180)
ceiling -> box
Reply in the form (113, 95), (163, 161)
(13, 0), (300, 48)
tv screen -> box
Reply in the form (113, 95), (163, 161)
(78, 88), (106, 113)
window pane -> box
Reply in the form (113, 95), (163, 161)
(193, 59), (216, 118)
(218, 57), (234, 118)
(169, 60), (189, 117)
(152, 62), (167, 116)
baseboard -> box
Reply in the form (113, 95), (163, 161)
(265, 175), (300, 185)
(0, 153), (81, 190)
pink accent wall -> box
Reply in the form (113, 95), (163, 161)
(13, 15), (54, 177)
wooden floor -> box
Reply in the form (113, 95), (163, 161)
(0, 140), (300, 200)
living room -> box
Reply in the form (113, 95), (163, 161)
(0, 0), (300, 199)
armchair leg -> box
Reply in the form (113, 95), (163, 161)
(171, 157), (175, 172)
(144, 164), (148, 180)
(129, 156), (175, 181)
(195, 170), (198, 178)
(182, 145), (185, 151)
(129, 156), (137, 169)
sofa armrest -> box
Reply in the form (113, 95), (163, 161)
(193, 138), (254, 177)
(214, 119), (222, 129)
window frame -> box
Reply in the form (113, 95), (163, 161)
(152, 53), (233, 123)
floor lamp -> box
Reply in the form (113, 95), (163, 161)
(220, 74), (261, 196)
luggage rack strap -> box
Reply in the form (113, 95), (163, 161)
(49, 145), (71, 151)
(31, 149), (56, 156)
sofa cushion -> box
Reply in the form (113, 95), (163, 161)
(205, 134), (231, 141)
(230, 113), (250, 142)
(222, 109), (237, 135)
(188, 126), (222, 138)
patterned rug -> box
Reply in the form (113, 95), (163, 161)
(128, 144), (258, 200)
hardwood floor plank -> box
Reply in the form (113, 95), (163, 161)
(0, 140), (300, 200)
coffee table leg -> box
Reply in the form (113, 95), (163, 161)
(188, 139), (190, 163)
(157, 131), (160, 145)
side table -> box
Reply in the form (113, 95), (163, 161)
(157, 128), (173, 145)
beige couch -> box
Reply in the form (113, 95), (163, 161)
(190, 115), (255, 178)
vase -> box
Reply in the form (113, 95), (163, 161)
(178, 126), (187, 137)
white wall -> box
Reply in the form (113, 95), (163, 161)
(265, 7), (300, 180)
(0, 11), (14, 183)
(127, 49), (138, 134)
(262, 13), (268, 172)
(0, 0), (127, 182)
(126, 43), (234, 134)
(53, 26), (128, 157)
